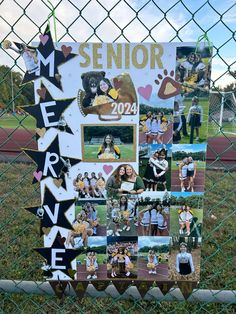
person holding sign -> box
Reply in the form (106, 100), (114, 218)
(122, 165), (145, 195)
(97, 134), (121, 160)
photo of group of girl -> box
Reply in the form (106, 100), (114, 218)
(73, 172), (106, 199)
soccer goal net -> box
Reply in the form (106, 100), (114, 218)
(209, 90), (236, 136)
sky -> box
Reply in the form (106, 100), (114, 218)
(0, 0), (235, 87)
(171, 192), (204, 198)
(138, 236), (171, 248)
(172, 144), (207, 153)
(88, 236), (107, 247)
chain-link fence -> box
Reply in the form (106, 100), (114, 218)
(0, 0), (235, 312)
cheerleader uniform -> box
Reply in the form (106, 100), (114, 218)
(83, 177), (90, 188)
(187, 105), (202, 127)
(150, 208), (158, 233)
(181, 164), (188, 180)
(97, 145), (120, 159)
(187, 162), (195, 177)
(176, 252), (194, 275)
(173, 111), (182, 142)
(179, 211), (193, 223)
(157, 212), (168, 231)
(147, 255), (158, 266)
(120, 203), (134, 221)
(141, 210), (150, 227)
(88, 208), (98, 235)
(90, 177), (97, 188)
(151, 158), (168, 183)
(150, 119), (159, 136)
(145, 118), (152, 134)
(112, 207), (120, 225)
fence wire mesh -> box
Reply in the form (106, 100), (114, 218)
(0, 0), (236, 312)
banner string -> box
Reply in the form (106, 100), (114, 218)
(47, 0), (58, 45)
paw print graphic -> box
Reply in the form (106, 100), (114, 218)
(155, 69), (182, 99)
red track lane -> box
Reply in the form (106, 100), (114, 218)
(0, 129), (235, 166)
(171, 170), (205, 192)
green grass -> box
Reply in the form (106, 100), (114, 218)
(0, 113), (36, 129)
(170, 207), (203, 235)
(75, 205), (107, 225)
(83, 144), (135, 161)
(179, 98), (209, 144)
(171, 160), (206, 171)
(76, 253), (106, 264)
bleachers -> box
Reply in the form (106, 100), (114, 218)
(90, 137), (123, 145)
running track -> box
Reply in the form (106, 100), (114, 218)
(171, 170), (205, 192)
(77, 264), (107, 280)
(0, 128), (235, 166)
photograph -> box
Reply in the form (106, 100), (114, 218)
(73, 171), (106, 199)
(139, 107), (173, 145)
(77, 72), (137, 121)
(76, 236), (107, 280)
(168, 237), (201, 281)
(107, 236), (138, 279)
(138, 236), (170, 280)
(65, 200), (106, 249)
(137, 192), (170, 236)
(139, 144), (171, 192)
(106, 195), (139, 237)
(81, 125), (136, 162)
(174, 45), (212, 144)
(170, 192), (204, 237)
(105, 164), (145, 198)
(171, 144), (206, 192)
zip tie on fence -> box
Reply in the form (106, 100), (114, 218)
(47, 0), (58, 45)
(195, 33), (213, 54)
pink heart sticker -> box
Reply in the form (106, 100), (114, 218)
(61, 45), (72, 58)
(33, 170), (43, 181)
(103, 165), (113, 175)
(138, 84), (152, 101)
(36, 88), (46, 100)
(39, 34), (49, 46)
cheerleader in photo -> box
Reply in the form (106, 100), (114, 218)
(89, 172), (100, 197)
(173, 101), (183, 144)
(187, 96), (203, 141)
(143, 150), (168, 192)
(157, 205), (168, 236)
(192, 53), (206, 87)
(97, 134), (120, 159)
(86, 252), (98, 280)
(120, 196), (134, 232)
(66, 211), (93, 248)
(187, 156), (197, 192)
(151, 148), (169, 192)
(150, 203), (158, 236)
(147, 250), (158, 274)
(157, 115), (169, 144)
(2, 40), (39, 74)
(85, 203), (99, 235)
(124, 249), (134, 277)
(178, 205), (193, 236)
(139, 205), (151, 236)
(178, 52), (195, 83)
(116, 247), (126, 275)
(144, 111), (152, 144)
(82, 172), (91, 198)
(150, 114), (159, 144)
(176, 242), (195, 276)
(73, 173), (85, 197)
(178, 157), (189, 192)
(110, 248), (118, 278)
(96, 172), (106, 198)
(111, 200), (122, 236)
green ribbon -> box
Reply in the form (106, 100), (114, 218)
(47, 0), (58, 44)
(195, 33), (212, 54)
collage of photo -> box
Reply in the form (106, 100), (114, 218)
(62, 43), (211, 282)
